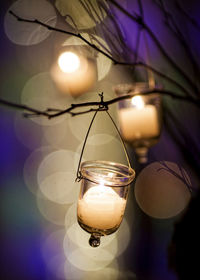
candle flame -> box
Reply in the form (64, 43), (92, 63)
(58, 51), (80, 73)
(131, 96), (145, 109)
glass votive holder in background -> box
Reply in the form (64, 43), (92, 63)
(114, 83), (162, 163)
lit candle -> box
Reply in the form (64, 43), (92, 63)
(50, 51), (97, 96)
(77, 183), (126, 230)
(119, 96), (160, 141)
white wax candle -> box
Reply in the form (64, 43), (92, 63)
(119, 105), (159, 141)
(77, 185), (126, 230)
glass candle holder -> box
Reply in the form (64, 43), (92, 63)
(114, 83), (162, 163)
(77, 160), (135, 247)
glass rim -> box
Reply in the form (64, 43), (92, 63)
(80, 160), (135, 187)
(114, 82), (163, 96)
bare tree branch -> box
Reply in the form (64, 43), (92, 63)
(157, 161), (193, 193)
(106, 0), (199, 95)
(9, 10), (192, 96)
(154, 0), (200, 79)
(1, 88), (199, 120)
(9, 10), (114, 62)
(5, 4), (200, 122)
(0, 98), (51, 118)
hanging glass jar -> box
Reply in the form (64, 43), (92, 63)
(77, 160), (135, 247)
(75, 107), (135, 247)
(114, 83), (162, 163)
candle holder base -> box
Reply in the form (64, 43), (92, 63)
(89, 233), (101, 247)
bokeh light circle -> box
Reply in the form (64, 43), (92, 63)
(42, 119), (69, 148)
(64, 243), (115, 271)
(4, 0), (57, 46)
(37, 149), (80, 185)
(23, 146), (54, 194)
(39, 171), (80, 205)
(134, 161), (192, 219)
(64, 258), (119, 280)
(21, 72), (71, 126)
(114, 218), (131, 257)
(55, 0), (107, 30)
(64, 202), (78, 229)
(36, 190), (70, 225)
(76, 134), (128, 165)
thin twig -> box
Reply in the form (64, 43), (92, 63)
(130, 62), (191, 96)
(9, 10), (114, 62)
(65, 14), (79, 33)
(157, 161), (193, 193)
(154, 0), (200, 80)
(0, 98), (50, 117)
(9, 10), (191, 96)
(107, 0), (199, 95)
(1, 88), (200, 120)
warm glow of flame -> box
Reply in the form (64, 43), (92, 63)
(58, 51), (80, 73)
(131, 96), (145, 109)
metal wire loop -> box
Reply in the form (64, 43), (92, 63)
(75, 93), (132, 181)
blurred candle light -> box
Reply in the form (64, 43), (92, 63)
(62, 34), (112, 81)
(51, 49), (97, 97)
(114, 83), (162, 163)
(120, 96), (159, 141)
